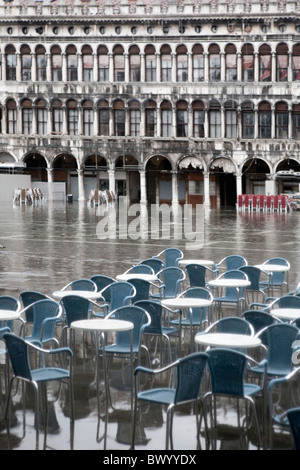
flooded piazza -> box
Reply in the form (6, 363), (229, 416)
(0, 200), (300, 451)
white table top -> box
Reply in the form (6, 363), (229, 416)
(270, 308), (300, 321)
(255, 264), (290, 273)
(0, 309), (21, 321)
(71, 318), (134, 332)
(207, 279), (250, 288)
(195, 332), (261, 349)
(162, 297), (213, 309)
(179, 259), (215, 267)
(116, 273), (158, 282)
(52, 290), (101, 300)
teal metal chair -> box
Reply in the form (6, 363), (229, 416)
(131, 352), (209, 450)
(90, 275), (115, 302)
(215, 255), (247, 273)
(151, 267), (185, 300)
(140, 258), (164, 274)
(185, 263), (218, 288)
(212, 269), (248, 316)
(287, 407), (300, 450)
(92, 281), (136, 317)
(60, 295), (91, 350)
(20, 291), (50, 324)
(204, 348), (263, 450)
(124, 265), (155, 275)
(259, 257), (290, 295)
(4, 332), (74, 450)
(23, 299), (63, 348)
(61, 278), (97, 292)
(239, 265), (269, 306)
(152, 248), (183, 268)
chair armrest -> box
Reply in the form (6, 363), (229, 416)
(134, 360), (179, 377)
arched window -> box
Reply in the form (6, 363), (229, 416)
(161, 100), (172, 137)
(192, 100), (205, 137)
(242, 101), (254, 139)
(209, 100), (221, 138)
(292, 44), (300, 81)
(113, 45), (124, 82)
(5, 45), (16, 81)
(241, 44), (254, 82)
(145, 45), (156, 82)
(51, 45), (62, 81)
(259, 44), (271, 82)
(21, 45), (32, 81)
(176, 45), (188, 82)
(292, 104), (300, 139)
(52, 99), (63, 135)
(129, 100), (140, 136)
(209, 44), (220, 82)
(192, 44), (204, 82)
(67, 99), (78, 135)
(129, 45), (140, 82)
(145, 99), (156, 137)
(113, 100), (125, 136)
(66, 45), (78, 81)
(276, 43), (288, 82)
(275, 101), (288, 138)
(98, 45), (109, 82)
(21, 99), (33, 135)
(225, 44), (237, 81)
(82, 45), (93, 82)
(259, 101), (271, 138)
(225, 100), (237, 138)
(36, 45), (46, 81)
(161, 45), (172, 82)
(6, 98), (17, 134)
(36, 99), (47, 135)
(82, 99), (93, 136)
(98, 100), (109, 136)
(176, 100), (188, 137)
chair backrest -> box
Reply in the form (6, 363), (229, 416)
(185, 264), (207, 287)
(259, 323), (299, 373)
(90, 275), (115, 302)
(242, 310), (276, 337)
(107, 305), (150, 352)
(163, 248), (183, 268)
(158, 267), (185, 297)
(20, 291), (49, 323)
(141, 258), (164, 274)
(239, 266), (262, 290)
(276, 295), (300, 309)
(220, 255), (247, 271)
(0, 295), (21, 331)
(287, 408), (300, 450)
(174, 352), (208, 404)
(31, 299), (61, 342)
(264, 258), (289, 285)
(179, 287), (213, 323)
(127, 265), (154, 275)
(212, 316), (254, 335)
(206, 348), (247, 397)
(70, 279), (96, 291)
(60, 295), (91, 327)
(219, 269), (248, 301)
(102, 281), (135, 311)
(4, 333), (32, 381)
(128, 278), (151, 303)
(134, 300), (163, 335)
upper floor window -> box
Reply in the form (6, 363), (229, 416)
(5, 45), (16, 81)
(225, 44), (237, 81)
(242, 101), (254, 139)
(145, 45), (156, 82)
(292, 44), (300, 81)
(113, 100), (125, 136)
(51, 46), (62, 81)
(6, 99), (17, 134)
(21, 45), (32, 81)
(98, 45), (109, 82)
(225, 101), (237, 138)
(209, 44), (220, 82)
(98, 100), (109, 136)
(129, 46), (141, 82)
(177, 100), (188, 137)
(192, 44), (204, 82)
(275, 101), (288, 138)
(82, 45), (93, 82)
(36, 45), (46, 81)
(22, 99), (33, 135)
(66, 45), (78, 81)
(113, 45), (125, 82)
(161, 100), (172, 137)
(276, 43), (288, 82)
(145, 100), (156, 137)
(259, 101), (271, 138)
(259, 44), (271, 82)
(129, 100), (140, 136)
(161, 45), (172, 82)
(67, 99), (78, 135)
(52, 99), (63, 135)
(36, 99), (47, 135)
(176, 45), (188, 82)
(242, 44), (254, 82)
(82, 100), (94, 136)
(193, 100), (205, 138)
(292, 104), (300, 139)
(209, 100), (221, 138)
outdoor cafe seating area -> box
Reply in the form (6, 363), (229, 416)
(1, 248), (300, 451)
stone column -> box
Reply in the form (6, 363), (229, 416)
(77, 168), (85, 201)
(108, 169), (115, 193)
(139, 169), (147, 205)
(47, 168), (54, 201)
(172, 171), (179, 205)
(236, 173), (242, 198)
(203, 171), (210, 206)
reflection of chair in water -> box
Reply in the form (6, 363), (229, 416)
(4, 333), (74, 450)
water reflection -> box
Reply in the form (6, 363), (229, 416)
(0, 201), (299, 450)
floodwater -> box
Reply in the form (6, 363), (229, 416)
(0, 200), (299, 451)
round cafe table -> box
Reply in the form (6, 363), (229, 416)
(255, 264), (290, 295)
(195, 332), (261, 350)
(207, 278), (250, 315)
(161, 297), (213, 355)
(178, 259), (215, 268)
(270, 308), (300, 322)
(52, 290), (101, 301)
(71, 318), (134, 418)
(0, 310), (21, 321)
(116, 273), (158, 282)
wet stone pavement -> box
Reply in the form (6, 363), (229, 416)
(0, 201), (300, 450)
